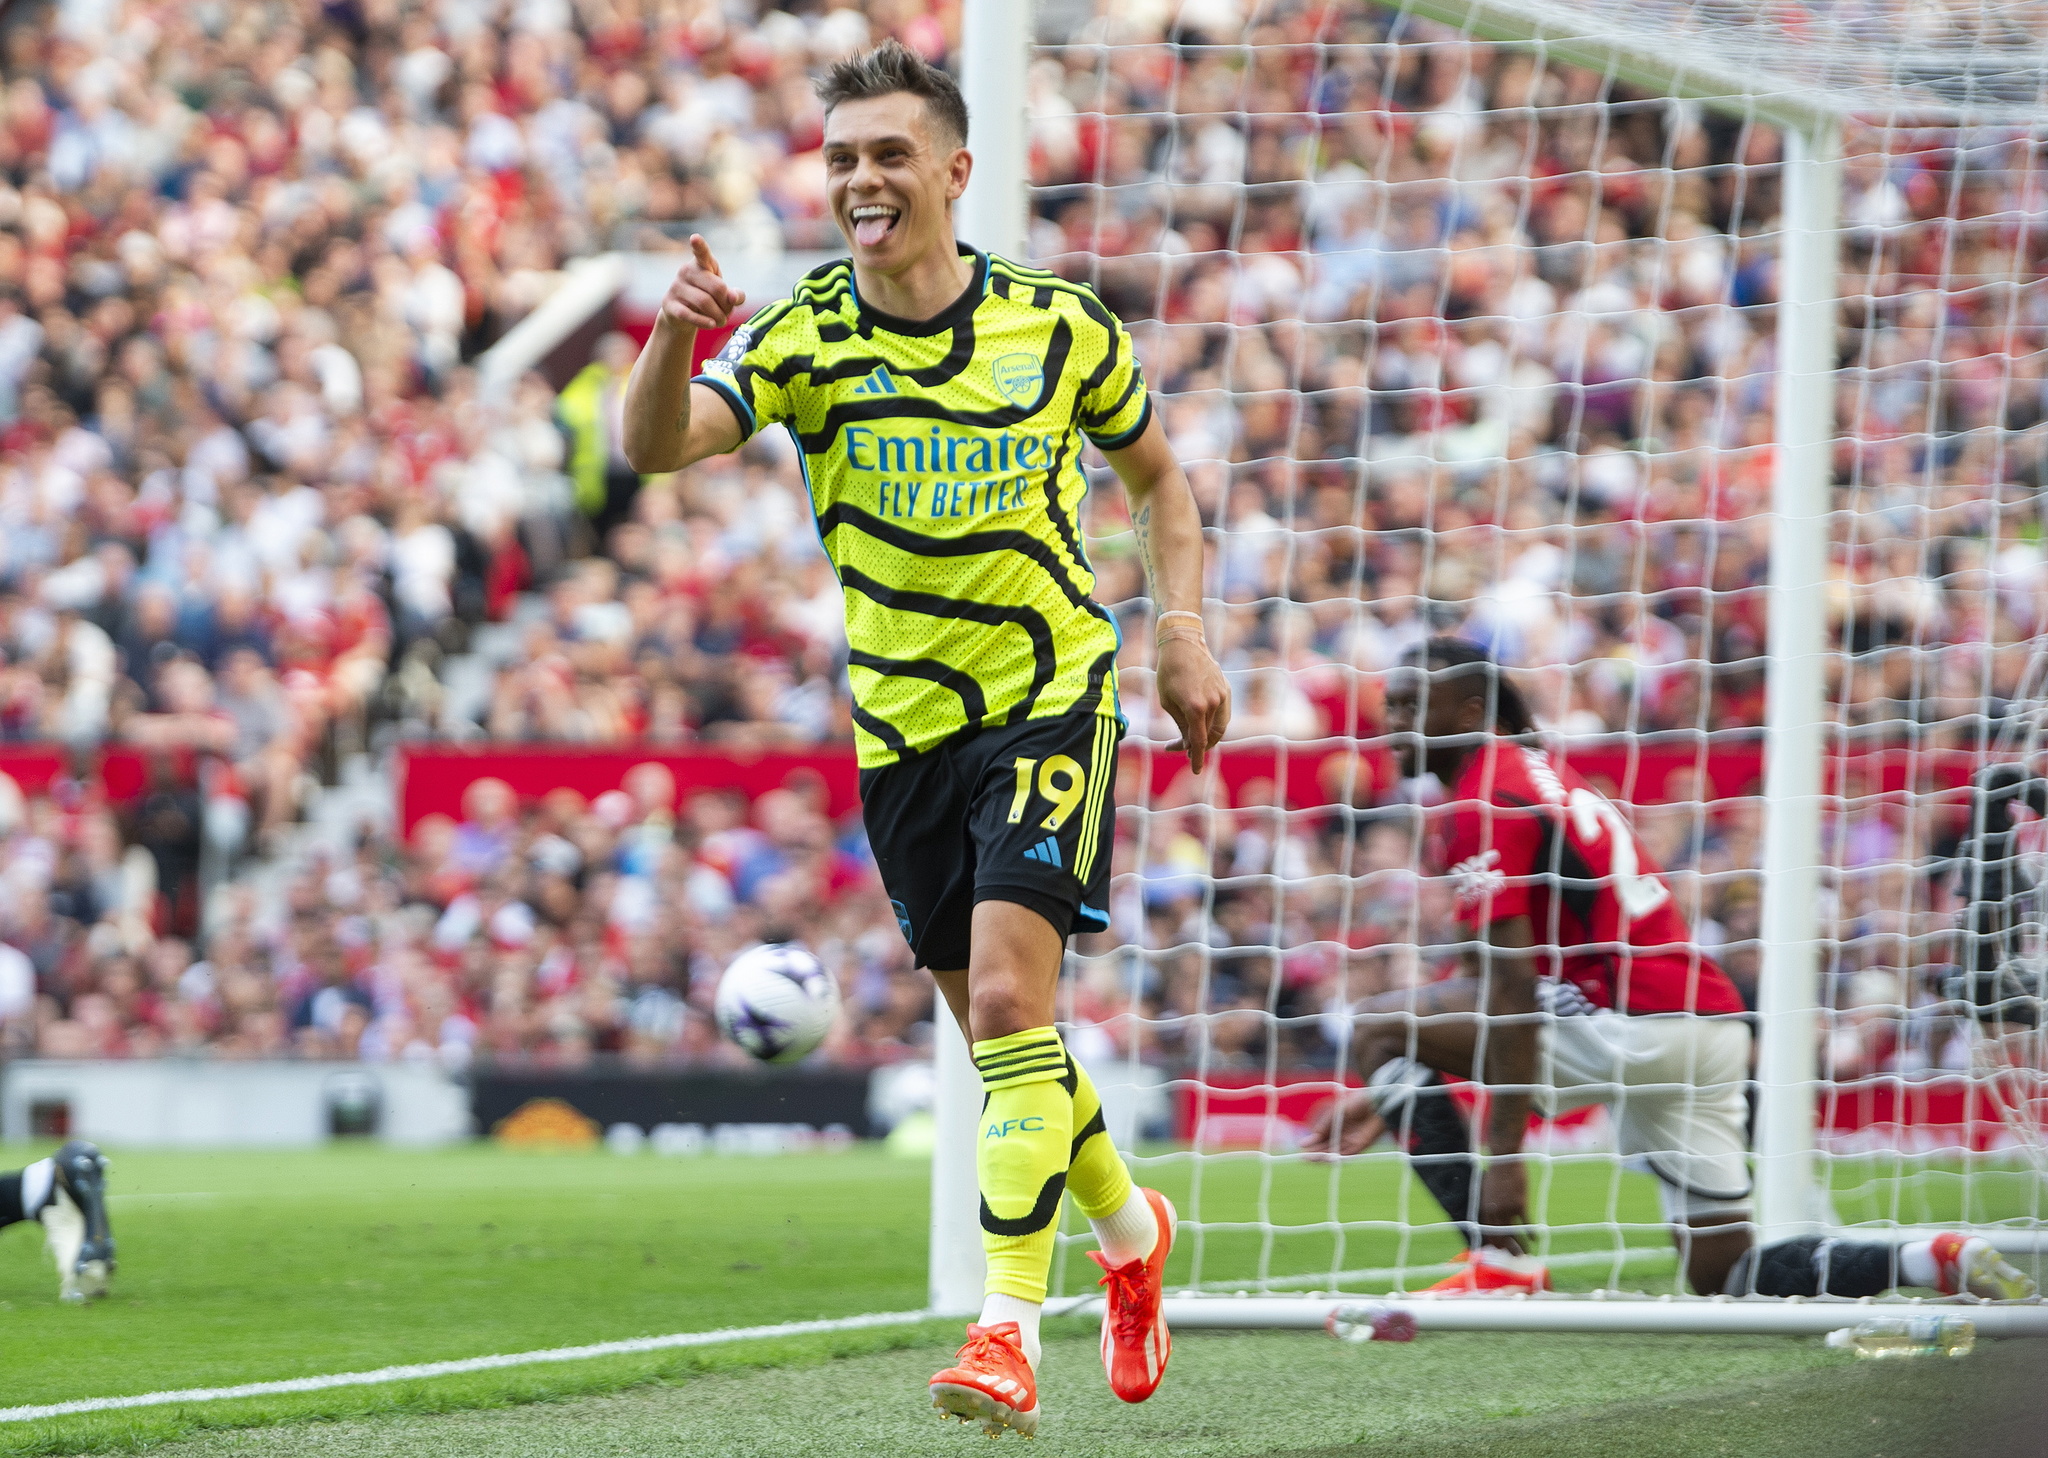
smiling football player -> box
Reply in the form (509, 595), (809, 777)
(621, 38), (1229, 1440)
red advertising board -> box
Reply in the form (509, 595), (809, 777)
(1173, 1072), (1357, 1151)
(1821, 1076), (2035, 1155)
(1174, 1071), (2031, 1154)
(0, 746), (65, 796)
(393, 735), (2005, 839)
(0, 746), (165, 803)
(1172, 1072), (1613, 1151)
(1116, 737), (1771, 813)
(395, 744), (865, 832)
(394, 740), (1788, 838)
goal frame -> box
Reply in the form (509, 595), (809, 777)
(928, 0), (2046, 1333)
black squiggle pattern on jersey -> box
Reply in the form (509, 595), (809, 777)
(849, 701), (909, 757)
(746, 309), (984, 391)
(787, 322), (1073, 454)
(816, 503), (1095, 614)
(847, 648), (990, 727)
(838, 565), (1059, 722)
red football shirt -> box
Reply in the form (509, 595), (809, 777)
(1438, 738), (1744, 1016)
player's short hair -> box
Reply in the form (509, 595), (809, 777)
(1405, 636), (1539, 738)
(816, 39), (969, 149)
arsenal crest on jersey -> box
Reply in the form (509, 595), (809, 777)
(991, 352), (1043, 407)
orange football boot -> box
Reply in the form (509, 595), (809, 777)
(929, 1321), (1040, 1438)
(1088, 1188), (1177, 1402)
(1420, 1246), (1553, 1295)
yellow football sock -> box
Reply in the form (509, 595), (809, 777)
(974, 1026), (1075, 1304)
(1062, 1054), (1135, 1221)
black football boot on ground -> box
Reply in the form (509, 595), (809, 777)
(42, 1140), (114, 1302)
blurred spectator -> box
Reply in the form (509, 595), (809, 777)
(557, 332), (647, 550)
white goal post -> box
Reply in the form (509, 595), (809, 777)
(930, 0), (2048, 1333)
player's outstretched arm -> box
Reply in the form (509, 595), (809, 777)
(1103, 416), (1230, 772)
(623, 234), (748, 473)
(1473, 914), (1539, 1236)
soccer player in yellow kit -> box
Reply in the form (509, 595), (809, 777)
(624, 39), (1229, 1440)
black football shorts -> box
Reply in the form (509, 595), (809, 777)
(860, 710), (1122, 970)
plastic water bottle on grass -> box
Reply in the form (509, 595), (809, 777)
(1327, 1304), (1418, 1343)
(1825, 1316), (1975, 1359)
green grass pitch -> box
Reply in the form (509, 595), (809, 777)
(0, 1143), (2040, 1457)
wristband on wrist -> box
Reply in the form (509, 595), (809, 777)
(1155, 609), (1206, 647)
(1156, 623), (1208, 650)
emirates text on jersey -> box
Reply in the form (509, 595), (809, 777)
(845, 424), (1061, 521)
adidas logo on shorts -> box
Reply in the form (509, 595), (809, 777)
(1022, 837), (1063, 868)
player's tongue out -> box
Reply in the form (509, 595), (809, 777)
(853, 207), (897, 247)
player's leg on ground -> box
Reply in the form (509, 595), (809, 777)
(1920, 1233), (2037, 1299)
(928, 901), (1067, 1437)
(1674, 1214), (1753, 1296)
(927, 984), (1073, 1373)
(972, 1019), (1073, 1336)
(1637, 1104), (1753, 1294)
(1724, 1233), (2038, 1299)
(0, 1141), (114, 1302)
(1595, 1012), (1758, 1295)
(1365, 1056), (1482, 1250)
(1318, 979), (1554, 1291)
(966, 900), (1071, 1352)
(1345, 978), (1535, 1265)
(1640, 1079), (1755, 1296)
(929, 902), (1070, 1361)
(1722, 1235), (1897, 1296)
(933, 952), (1179, 1404)
(0, 1158), (56, 1231)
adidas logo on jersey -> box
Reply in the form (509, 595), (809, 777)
(851, 366), (900, 396)
(1022, 837), (1063, 869)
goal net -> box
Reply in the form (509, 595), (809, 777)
(1008, 0), (2048, 1324)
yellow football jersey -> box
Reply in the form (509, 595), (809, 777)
(695, 246), (1150, 768)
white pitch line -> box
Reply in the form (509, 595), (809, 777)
(0, 1309), (939, 1424)
(0, 1248), (1700, 1423)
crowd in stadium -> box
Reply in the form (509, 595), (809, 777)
(0, 754), (1996, 1082)
(0, 0), (2037, 1072)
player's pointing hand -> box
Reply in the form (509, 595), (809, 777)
(1157, 629), (1230, 776)
(1155, 618), (1228, 782)
(659, 234), (747, 333)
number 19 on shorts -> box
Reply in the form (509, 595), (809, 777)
(1007, 755), (1085, 831)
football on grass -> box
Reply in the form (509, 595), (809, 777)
(714, 943), (839, 1063)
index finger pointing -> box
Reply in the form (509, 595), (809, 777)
(689, 233), (723, 276)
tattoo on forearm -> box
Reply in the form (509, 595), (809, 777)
(1132, 502), (1160, 591)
